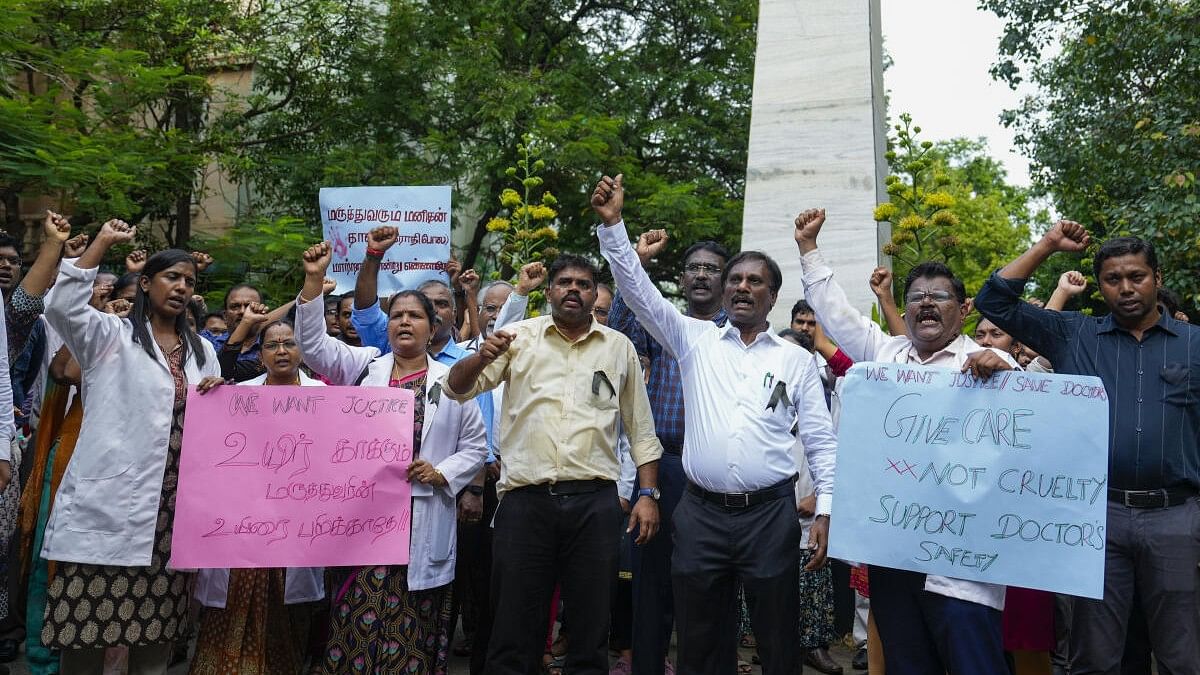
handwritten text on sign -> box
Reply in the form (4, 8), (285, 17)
(172, 386), (415, 569)
(827, 363), (1109, 598)
(320, 185), (452, 296)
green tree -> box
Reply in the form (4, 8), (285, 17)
(982, 0), (1200, 309)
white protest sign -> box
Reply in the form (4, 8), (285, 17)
(319, 186), (452, 296)
(828, 362), (1109, 598)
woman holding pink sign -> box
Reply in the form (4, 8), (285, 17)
(190, 315), (327, 675)
(294, 241), (488, 675)
(40, 220), (223, 675)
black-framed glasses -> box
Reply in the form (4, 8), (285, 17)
(263, 340), (298, 351)
(684, 262), (723, 275)
(904, 290), (956, 305)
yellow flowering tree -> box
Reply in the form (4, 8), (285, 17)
(485, 135), (561, 314)
(875, 114), (1034, 304)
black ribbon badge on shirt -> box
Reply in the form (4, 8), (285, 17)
(592, 370), (616, 399)
(766, 380), (791, 412)
(428, 382), (442, 406)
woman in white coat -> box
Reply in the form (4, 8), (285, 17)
(190, 311), (325, 674)
(295, 242), (487, 675)
(40, 220), (222, 674)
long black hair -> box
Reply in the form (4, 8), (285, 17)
(129, 249), (207, 367)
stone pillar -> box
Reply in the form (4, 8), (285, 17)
(742, 0), (889, 327)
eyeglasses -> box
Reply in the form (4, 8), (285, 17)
(263, 340), (298, 351)
(481, 304), (502, 313)
(593, 307), (610, 317)
(904, 290), (956, 305)
(684, 262), (723, 275)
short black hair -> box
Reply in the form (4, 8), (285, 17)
(903, 261), (966, 303)
(791, 299), (814, 318)
(337, 292), (354, 311)
(778, 328), (814, 351)
(547, 254), (599, 285)
(387, 289), (438, 328)
(721, 251), (782, 294)
(1158, 287), (1183, 317)
(683, 241), (731, 266)
(203, 312), (225, 323)
(1093, 236), (1158, 279)
(0, 234), (19, 253)
(222, 283), (261, 309)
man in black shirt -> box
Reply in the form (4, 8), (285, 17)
(974, 220), (1200, 674)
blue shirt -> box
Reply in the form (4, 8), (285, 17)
(608, 291), (727, 450)
(352, 300), (495, 460)
(975, 272), (1200, 491)
(200, 329), (261, 363)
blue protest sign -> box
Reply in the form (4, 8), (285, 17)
(828, 362), (1109, 598)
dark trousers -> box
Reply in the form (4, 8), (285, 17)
(630, 451), (685, 675)
(869, 565), (1006, 675)
(468, 476), (499, 675)
(485, 483), (622, 675)
(671, 487), (800, 675)
(1070, 499), (1200, 675)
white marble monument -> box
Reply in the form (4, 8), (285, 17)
(742, 0), (889, 327)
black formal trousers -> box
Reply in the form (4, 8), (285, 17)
(485, 482), (622, 675)
(671, 487), (801, 675)
(630, 451), (685, 675)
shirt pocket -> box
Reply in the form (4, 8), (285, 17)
(582, 369), (620, 413)
(1159, 363), (1196, 406)
(64, 462), (137, 535)
(760, 380), (798, 432)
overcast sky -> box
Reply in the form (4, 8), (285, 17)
(880, 0), (1033, 186)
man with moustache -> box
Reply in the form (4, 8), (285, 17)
(445, 253), (662, 675)
(606, 229), (729, 675)
(593, 175), (837, 675)
(974, 222), (1200, 674)
(794, 207), (1015, 675)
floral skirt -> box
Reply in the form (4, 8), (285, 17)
(189, 569), (308, 675)
(320, 566), (451, 674)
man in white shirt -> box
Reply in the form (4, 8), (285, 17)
(592, 175), (837, 675)
(793, 207), (1014, 675)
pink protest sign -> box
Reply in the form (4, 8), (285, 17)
(171, 385), (415, 568)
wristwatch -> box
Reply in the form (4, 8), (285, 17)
(637, 487), (661, 501)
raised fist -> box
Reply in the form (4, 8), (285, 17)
(302, 241), (333, 277)
(368, 226), (399, 252)
(105, 298), (133, 318)
(242, 302), (270, 326)
(99, 220), (136, 248)
(43, 210), (71, 244)
(793, 208), (826, 252)
(1043, 220), (1090, 253)
(1057, 270), (1087, 296)
(125, 248), (147, 274)
(64, 233), (89, 258)
(460, 268), (480, 295)
(636, 229), (669, 267)
(190, 251), (213, 273)
(322, 278), (338, 295)
(590, 174), (625, 226)
(517, 262), (546, 295)
(868, 267), (893, 298)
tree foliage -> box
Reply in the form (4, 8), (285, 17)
(982, 0), (1200, 308)
(874, 115), (1036, 300)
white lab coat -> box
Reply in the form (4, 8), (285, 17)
(193, 370), (326, 608)
(294, 294), (488, 591)
(41, 261), (220, 566)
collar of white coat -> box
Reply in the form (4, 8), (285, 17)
(240, 371), (326, 386)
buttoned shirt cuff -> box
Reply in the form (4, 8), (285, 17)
(800, 249), (834, 284)
(985, 270), (1029, 297)
(816, 493), (833, 517)
(596, 219), (631, 250)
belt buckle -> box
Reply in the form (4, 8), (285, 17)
(548, 483), (560, 496)
(1123, 490), (1136, 508)
(724, 492), (749, 508)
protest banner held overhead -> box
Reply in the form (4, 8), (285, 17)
(320, 185), (452, 295)
(172, 385), (416, 569)
(828, 362), (1110, 598)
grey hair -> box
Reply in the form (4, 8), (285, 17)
(478, 280), (515, 304)
(418, 279), (455, 313)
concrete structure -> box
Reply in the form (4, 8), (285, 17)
(742, 0), (889, 327)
